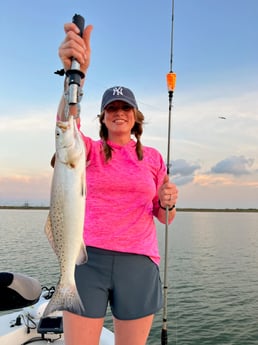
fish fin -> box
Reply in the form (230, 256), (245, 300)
(43, 283), (84, 317)
(44, 214), (57, 255)
(76, 244), (88, 265)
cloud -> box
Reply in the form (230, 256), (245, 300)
(0, 173), (51, 205)
(210, 155), (254, 176)
(171, 159), (201, 185)
(194, 174), (234, 186)
(168, 155), (258, 191)
(172, 159), (201, 176)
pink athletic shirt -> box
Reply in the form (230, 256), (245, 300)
(81, 135), (167, 265)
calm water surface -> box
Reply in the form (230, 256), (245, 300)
(1, 209), (258, 345)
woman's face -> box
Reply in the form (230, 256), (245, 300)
(103, 101), (136, 141)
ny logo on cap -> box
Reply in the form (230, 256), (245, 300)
(112, 87), (123, 96)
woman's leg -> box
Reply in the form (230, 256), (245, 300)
(63, 311), (104, 345)
(113, 314), (154, 345)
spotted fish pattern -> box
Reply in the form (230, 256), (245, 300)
(43, 116), (87, 317)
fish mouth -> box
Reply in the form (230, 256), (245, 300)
(57, 122), (69, 130)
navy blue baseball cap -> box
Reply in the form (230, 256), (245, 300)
(101, 86), (138, 112)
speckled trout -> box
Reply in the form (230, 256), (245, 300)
(43, 115), (87, 316)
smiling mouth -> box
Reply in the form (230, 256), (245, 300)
(113, 119), (127, 124)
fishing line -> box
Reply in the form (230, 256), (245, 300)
(161, 0), (176, 345)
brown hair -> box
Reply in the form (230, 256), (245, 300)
(99, 109), (145, 161)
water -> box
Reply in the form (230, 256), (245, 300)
(1, 209), (258, 344)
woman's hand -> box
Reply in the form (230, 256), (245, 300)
(158, 175), (178, 209)
(59, 23), (93, 74)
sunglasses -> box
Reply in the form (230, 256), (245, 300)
(105, 104), (133, 112)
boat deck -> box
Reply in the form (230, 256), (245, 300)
(0, 310), (114, 345)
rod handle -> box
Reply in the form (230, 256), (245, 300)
(72, 14), (85, 37)
(67, 14), (85, 105)
(161, 328), (168, 345)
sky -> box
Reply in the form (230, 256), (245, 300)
(0, 0), (257, 208)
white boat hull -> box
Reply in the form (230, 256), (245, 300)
(0, 298), (114, 345)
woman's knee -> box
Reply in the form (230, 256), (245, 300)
(63, 311), (104, 345)
(113, 314), (154, 345)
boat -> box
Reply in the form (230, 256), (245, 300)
(0, 272), (114, 345)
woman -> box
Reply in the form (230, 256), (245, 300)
(57, 22), (178, 345)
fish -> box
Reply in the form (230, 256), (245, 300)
(43, 115), (87, 317)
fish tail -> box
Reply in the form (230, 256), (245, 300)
(43, 283), (84, 317)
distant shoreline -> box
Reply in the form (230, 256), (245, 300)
(0, 206), (257, 213)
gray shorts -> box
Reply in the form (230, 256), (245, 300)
(75, 246), (163, 320)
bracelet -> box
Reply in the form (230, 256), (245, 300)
(158, 200), (175, 211)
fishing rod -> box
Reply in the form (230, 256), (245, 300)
(66, 14), (85, 106)
(161, 0), (176, 345)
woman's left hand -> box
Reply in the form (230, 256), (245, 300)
(158, 175), (178, 209)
